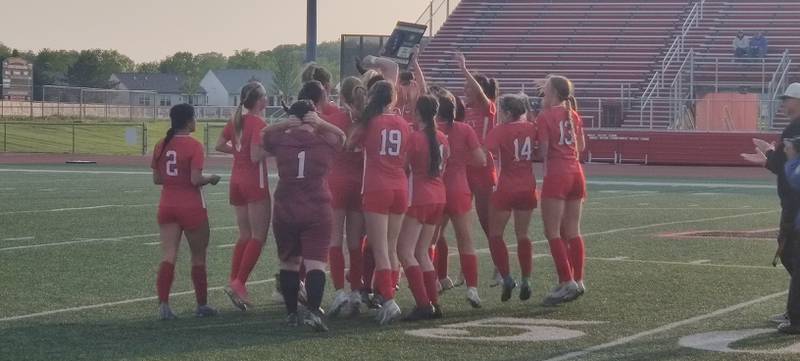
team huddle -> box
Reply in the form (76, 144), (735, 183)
(149, 51), (588, 331)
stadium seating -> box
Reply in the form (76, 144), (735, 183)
(418, 0), (800, 129)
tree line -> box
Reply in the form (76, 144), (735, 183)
(0, 42), (340, 100)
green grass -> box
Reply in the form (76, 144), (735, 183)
(0, 164), (797, 361)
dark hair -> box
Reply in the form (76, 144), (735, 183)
(159, 103), (195, 159)
(473, 73), (499, 101)
(233, 81), (266, 145)
(282, 99), (317, 120)
(399, 71), (414, 86)
(361, 80), (394, 127)
(429, 86), (456, 126)
(298, 80), (325, 106)
(498, 94), (527, 121)
(301, 63), (332, 89)
(455, 96), (466, 122)
(416, 94), (442, 177)
(366, 74), (386, 90)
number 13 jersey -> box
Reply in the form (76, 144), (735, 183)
(536, 107), (584, 176)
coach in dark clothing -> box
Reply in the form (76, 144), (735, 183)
(747, 82), (800, 334)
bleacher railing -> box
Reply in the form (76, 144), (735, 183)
(767, 50), (793, 128)
(415, 0), (460, 36)
(661, 0), (705, 85)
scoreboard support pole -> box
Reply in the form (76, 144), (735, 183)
(306, 0), (317, 63)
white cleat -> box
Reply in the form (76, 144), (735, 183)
(347, 290), (362, 317)
(375, 299), (402, 325)
(439, 277), (455, 294)
(576, 280), (586, 297)
(770, 312), (790, 324)
(328, 289), (350, 318)
(298, 280), (308, 306)
(542, 281), (580, 306)
(466, 287), (482, 309)
(489, 268), (503, 288)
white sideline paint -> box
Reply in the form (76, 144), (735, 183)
(0, 204), (151, 216)
(2, 236), (34, 241)
(689, 259), (711, 265)
(586, 180), (773, 189)
(0, 168), (152, 175)
(543, 290), (789, 361)
(0, 279), (274, 323)
(679, 329), (800, 354)
(0, 226), (236, 252)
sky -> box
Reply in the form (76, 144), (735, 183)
(0, 0), (434, 63)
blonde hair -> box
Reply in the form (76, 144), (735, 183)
(546, 74), (582, 150)
(232, 81), (266, 146)
(340, 76), (367, 120)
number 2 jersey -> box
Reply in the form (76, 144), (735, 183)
(263, 127), (336, 218)
(536, 106), (584, 176)
(485, 120), (538, 193)
(151, 135), (206, 209)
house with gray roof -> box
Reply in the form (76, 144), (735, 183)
(200, 69), (275, 106)
(110, 73), (207, 106)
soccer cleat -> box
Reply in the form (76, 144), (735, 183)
(501, 277), (517, 302)
(454, 273), (465, 288)
(376, 299), (402, 325)
(367, 293), (383, 310)
(542, 281), (580, 306)
(466, 287), (482, 308)
(328, 289), (350, 318)
(304, 309), (329, 332)
(159, 303), (177, 321)
(489, 268), (503, 288)
(194, 304), (219, 318)
(286, 313), (299, 327)
(439, 277), (455, 294)
(778, 321), (800, 335)
(229, 279), (253, 308)
(347, 290), (363, 317)
(431, 303), (444, 319)
(403, 305), (435, 322)
(576, 280), (586, 297)
(298, 280), (308, 306)
(770, 312), (789, 324)
(519, 280), (532, 301)
(223, 287), (248, 311)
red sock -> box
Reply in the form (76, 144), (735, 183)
(488, 236), (510, 278)
(567, 236), (585, 281)
(517, 237), (533, 278)
(459, 253), (479, 287)
(235, 239), (264, 284)
(363, 246), (375, 290)
(374, 269), (395, 300)
(329, 246), (345, 290)
(423, 270), (439, 304)
(434, 236), (449, 280)
(191, 265), (208, 306)
(348, 247), (364, 291)
(548, 238), (574, 283)
(229, 240), (248, 282)
(156, 261), (175, 304)
(428, 245), (435, 261)
(404, 266), (430, 308)
(391, 269), (400, 288)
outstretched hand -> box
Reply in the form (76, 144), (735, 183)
(453, 51), (467, 70)
(753, 138), (774, 155)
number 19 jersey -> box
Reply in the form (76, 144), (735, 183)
(360, 114), (410, 193)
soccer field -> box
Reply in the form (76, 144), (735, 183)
(1, 162), (798, 361)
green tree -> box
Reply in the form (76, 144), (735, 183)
(268, 45), (304, 97)
(195, 52), (227, 74)
(68, 49), (134, 88)
(135, 61), (159, 73)
(0, 42), (11, 62)
(159, 52), (201, 95)
(33, 49), (79, 99)
(228, 49), (263, 69)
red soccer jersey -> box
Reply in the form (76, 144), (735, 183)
(536, 107), (584, 176)
(407, 129), (450, 205)
(438, 121), (481, 195)
(322, 110), (364, 185)
(151, 135), (205, 209)
(464, 101), (497, 144)
(485, 120), (538, 193)
(222, 114), (268, 178)
(358, 114), (410, 193)
(263, 127), (336, 209)
(321, 102), (341, 118)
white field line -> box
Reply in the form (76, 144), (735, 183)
(2, 236), (34, 241)
(0, 168), (152, 175)
(0, 279), (274, 323)
(587, 180), (773, 189)
(585, 207), (772, 211)
(0, 226), (237, 252)
(543, 290), (789, 361)
(591, 193), (659, 201)
(0, 204), (151, 216)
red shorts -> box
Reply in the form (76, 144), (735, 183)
(467, 163), (497, 192)
(445, 191), (472, 216)
(406, 203), (446, 225)
(330, 181), (362, 211)
(362, 189), (408, 215)
(229, 176), (269, 206)
(157, 206), (208, 231)
(541, 172), (587, 201)
(273, 206), (332, 262)
(491, 189), (538, 211)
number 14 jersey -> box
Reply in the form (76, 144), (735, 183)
(485, 120), (538, 193)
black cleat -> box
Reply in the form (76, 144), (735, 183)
(501, 277), (517, 302)
(519, 283), (532, 301)
(431, 303), (444, 319)
(778, 322), (800, 335)
(403, 305), (435, 322)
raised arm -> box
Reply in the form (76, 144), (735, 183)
(410, 46), (427, 94)
(454, 51), (492, 112)
(362, 55), (399, 85)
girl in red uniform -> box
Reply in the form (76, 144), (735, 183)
(537, 75), (587, 306)
(454, 51), (498, 250)
(152, 104), (221, 320)
(430, 86), (486, 308)
(485, 95), (539, 302)
(215, 81), (270, 310)
(397, 94), (449, 320)
(347, 80), (409, 325)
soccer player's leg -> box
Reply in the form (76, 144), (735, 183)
(231, 198), (270, 305)
(398, 207), (433, 321)
(300, 213), (332, 332)
(489, 192), (515, 302)
(513, 202), (535, 301)
(345, 210), (366, 316)
(541, 194), (579, 306)
(328, 207), (348, 317)
(183, 211), (218, 318)
(156, 210), (181, 320)
(363, 190), (402, 325)
(275, 215), (303, 325)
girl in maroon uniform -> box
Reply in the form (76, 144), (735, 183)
(262, 97), (346, 332)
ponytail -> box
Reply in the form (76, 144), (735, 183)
(429, 86), (456, 128)
(416, 94), (442, 177)
(361, 80), (394, 127)
(159, 103), (195, 160)
(159, 128), (176, 160)
(233, 81), (267, 146)
(341, 76), (368, 122)
(232, 104), (245, 147)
